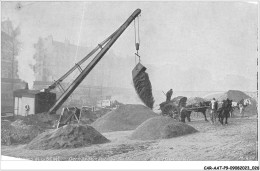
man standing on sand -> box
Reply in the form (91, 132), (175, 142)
(166, 89), (173, 102)
(25, 104), (30, 116)
(210, 98), (218, 124)
(239, 102), (245, 118)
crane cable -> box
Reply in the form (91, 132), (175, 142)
(74, 2), (87, 64)
(134, 15), (141, 64)
(67, 2), (86, 102)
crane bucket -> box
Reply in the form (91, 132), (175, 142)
(132, 62), (154, 109)
(132, 62), (146, 79)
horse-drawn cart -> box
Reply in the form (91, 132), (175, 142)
(159, 96), (210, 122)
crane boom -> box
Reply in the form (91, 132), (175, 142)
(47, 9), (141, 114)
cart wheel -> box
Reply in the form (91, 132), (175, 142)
(162, 104), (174, 117)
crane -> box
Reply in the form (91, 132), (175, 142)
(47, 9), (141, 115)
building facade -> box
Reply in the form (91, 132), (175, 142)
(1, 20), (25, 113)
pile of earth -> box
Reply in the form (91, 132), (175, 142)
(160, 96), (187, 110)
(91, 104), (158, 133)
(171, 96), (187, 105)
(203, 92), (224, 101)
(80, 108), (113, 124)
(204, 90), (257, 115)
(26, 124), (110, 150)
(1, 113), (60, 146)
(130, 116), (198, 140)
(186, 97), (206, 106)
(93, 108), (112, 118)
(1, 119), (45, 146)
(3, 113), (60, 129)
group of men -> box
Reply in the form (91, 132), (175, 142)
(164, 88), (248, 123)
(210, 97), (248, 124)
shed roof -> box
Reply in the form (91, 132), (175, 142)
(13, 89), (41, 97)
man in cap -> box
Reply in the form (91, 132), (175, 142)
(210, 98), (218, 124)
(166, 89), (173, 102)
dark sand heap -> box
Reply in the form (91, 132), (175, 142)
(11, 119), (31, 129)
(186, 97), (206, 106)
(91, 104), (158, 133)
(26, 124), (109, 150)
(204, 90), (257, 115)
(1, 120), (44, 145)
(4, 113), (60, 129)
(130, 116), (198, 140)
(1, 113), (60, 146)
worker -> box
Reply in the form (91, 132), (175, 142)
(166, 89), (173, 102)
(210, 98), (218, 124)
(25, 104), (30, 116)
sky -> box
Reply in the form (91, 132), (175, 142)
(1, 1), (258, 92)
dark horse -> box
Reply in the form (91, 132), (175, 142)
(181, 101), (211, 123)
(218, 99), (232, 125)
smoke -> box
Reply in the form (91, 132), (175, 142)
(16, 28), (36, 89)
(6, 2), (37, 89)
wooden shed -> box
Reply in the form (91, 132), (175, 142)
(13, 89), (56, 116)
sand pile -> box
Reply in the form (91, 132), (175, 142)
(204, 90), (251, 102)
(130, 116), (198, 140)
(26, 124), (110, 150)
(94, 108), (112, 118)
(203, 92), (223, 101)
(22, 113), (60, 128)
(91, 104), (158, 133)
(1, 120), (44, 145)
(1, 113), (60, 146)
(186, 97), (206, 106)
(4, 113), (60, 129)
(11, 119), (31, 129)
(226, 90), (253, 102)
(204, 90), (257, 115)
(171, 96), (187, 105)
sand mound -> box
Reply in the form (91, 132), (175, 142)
(203, 92), (224, 100)
(204, 90), (257, 115)
(1, 113), (60, 146)
(11, 119), (31, 129)
(215, 90), (251, 102)
(171, 96), (187, 105)
(130, 116), (198, 140)
(1, 120), (44, 145)
(204, 90), (251, 101)
(91, 104), (158, 133)
(4, 113), (60, 129)
(26, 124), (110, 150)
(186, 97), (206, 106)
(23, 113), (60, 128)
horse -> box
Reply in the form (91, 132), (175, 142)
(229, 99), (251, 117)
(217, 99), (232, 125)
(238, 98), (251, 117)
(229, 101), (239, 118)
(181, 101), (210, 122)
